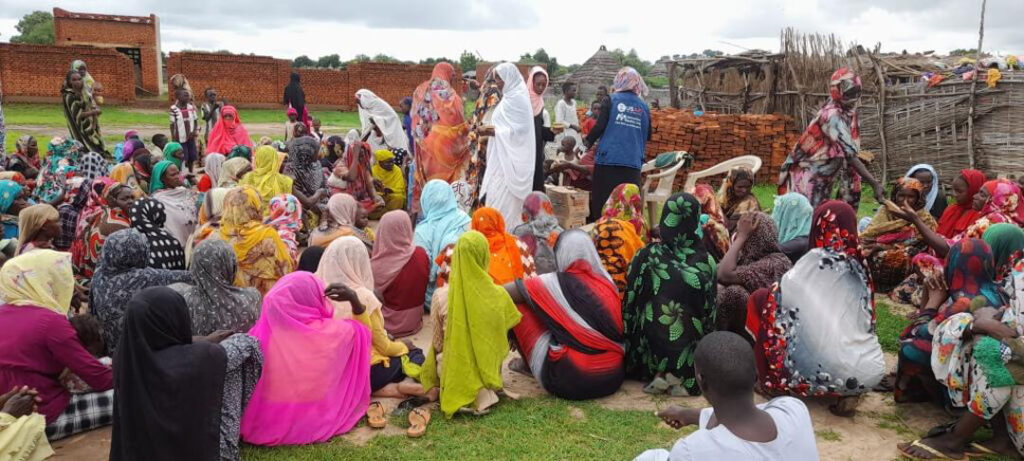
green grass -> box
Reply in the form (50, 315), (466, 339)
(753, 183), (882, 220)
(242, 398), (684, 461)
(876, 299), (910, 354)
(2, 103), (361, 128)
(815, 429), (843, 442)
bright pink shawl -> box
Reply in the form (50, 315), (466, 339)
(240, 271), (372, 445)
(371, 210), (416, 290)
(207, 106), (254, 154)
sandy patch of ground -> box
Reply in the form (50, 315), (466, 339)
(53, 313), (949, 460)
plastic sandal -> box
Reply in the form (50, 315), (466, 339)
(965, 442), (998, 458)
(408, 407), (431, 438)
(897, 439), (967, 460)
(367, 401), (387, 429)
(642, 377), (670, 395)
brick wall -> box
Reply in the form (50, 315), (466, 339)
(167, 52), (462, 110)
(53, 8), (161, 94)
(579, 107), (798, 185)
(166, 52), (291, 106)
(0, 43), (136, 102)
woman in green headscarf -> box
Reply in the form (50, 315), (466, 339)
(772, 192), (814, 263)
(149, 160), (197, 247)
(984, 223), (1024, 280)
(418, 230), (521, 417)
(162, 142), (185, 170)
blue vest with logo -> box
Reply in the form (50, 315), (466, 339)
(596, 92), (650, 169)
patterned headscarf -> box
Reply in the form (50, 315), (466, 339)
(982, 223), (1024, 280)
(287, 136), (324, 196)
(945, 238), (1003, 308)
(265, 194), (302, 259)
(129, 198), (186, 270)
(600, 183), (648, 241)
(0, 180), (24, 214)
(737, 212), (784, 266)
(809, 200), (861, 262)
(611, 67), (649, 97)
(77, 152), (108, 180)
(228, 145), (252, 161)
(471, 207), (530, 285)
(980, 179), (1024, 226)
(514, 191), (563, 258)
(829, 67), (862, 109)
(693, 184), (726, 224)
(0, 249), (74, 314)
(170, 239), (262, 335)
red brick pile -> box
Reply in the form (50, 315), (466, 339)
(167, 52), (462, 110)
(645, 109), (798, 183)
(579, 107), (799, 185)
(0, 43), (136, 102)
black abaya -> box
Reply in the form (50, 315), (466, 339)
(111, 287), (227, 461)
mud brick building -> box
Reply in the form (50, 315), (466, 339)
(52, 7), (162, 95)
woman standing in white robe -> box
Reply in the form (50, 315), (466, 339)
(478, 63), (535, 231)
(355, 89), (410, 153)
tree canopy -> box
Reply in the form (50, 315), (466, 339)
(520, 48), (564, 76)
(459, 51), (479, 74)
(10, 11), (54, 45)
(292, 55), (316, 68)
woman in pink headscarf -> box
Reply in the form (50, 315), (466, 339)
(410, 62), (470, 215)
(527, 66), (558, 191)
(240, 271), (372, 446)
(372, 210), (431, 337)
(206, 106), (253, 156)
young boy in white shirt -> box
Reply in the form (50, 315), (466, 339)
(634, 331), (820, 461)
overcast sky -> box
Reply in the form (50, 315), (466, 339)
(0, 0), (1020, 65)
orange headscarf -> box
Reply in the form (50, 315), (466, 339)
(471, 207), (526, 285)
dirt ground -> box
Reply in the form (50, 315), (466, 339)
(51, 312), (949, 461)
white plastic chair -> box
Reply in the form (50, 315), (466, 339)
(682, 155), (763, 193)
(641, 151), (691, 227)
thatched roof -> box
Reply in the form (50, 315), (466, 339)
(564, 46), (620, 96)
(649, 56), (672, 78)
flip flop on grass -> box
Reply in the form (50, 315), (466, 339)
(408, 407), (431, 438)
(897, 439), (967, 460)
(367, 401), (387, 429)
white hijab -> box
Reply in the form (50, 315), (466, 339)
(355, 89), (409, 152)
(481, 63), (536, 204)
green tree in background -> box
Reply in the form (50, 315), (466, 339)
(520, 48), (563, 76)
(419, 57), (453, 65)
(371, 54), (401, 63)
(459, 51), (479, 74)
(609, 48), (652, 75)
(292, 55), (316, 68)
(316, 54), (342, 68)
(10, 11), (55, 45)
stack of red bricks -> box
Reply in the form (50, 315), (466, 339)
(0, 43), (136, 102)
(578, 107), (798, 187)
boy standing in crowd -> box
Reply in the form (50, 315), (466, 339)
(169, 88), (199, 173)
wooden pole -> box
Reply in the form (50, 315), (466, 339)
(966, 0), (987, 169)
(870, 53), (890, 185)
(668, 61), (679, 109)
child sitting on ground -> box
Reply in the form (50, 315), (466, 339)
(150, 133), (168, 162)
(60, 314), (111, 394)
(634, 331), (819, 461)
(310, 118), (325, 144)
(547, 137), (594, 190)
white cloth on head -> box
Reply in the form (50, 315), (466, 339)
(480, 62), (536, 231)
(903, 163), (939, 211)
(632, 397), (820, 461)
(355, 89), (409, 153)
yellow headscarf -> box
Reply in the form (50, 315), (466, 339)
(0, 249), (74, 314)
(16, 204), (59, 255)
(219, 186), (293, 270)
(418, 230), (522, 418)
(238, 146), (293, 208)
(371, 149), (405, 197)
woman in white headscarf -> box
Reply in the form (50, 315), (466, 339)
(477, 63), (536, 231)
(354, 89), (409, 153)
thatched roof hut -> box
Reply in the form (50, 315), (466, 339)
(560, 45), (621, 100)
